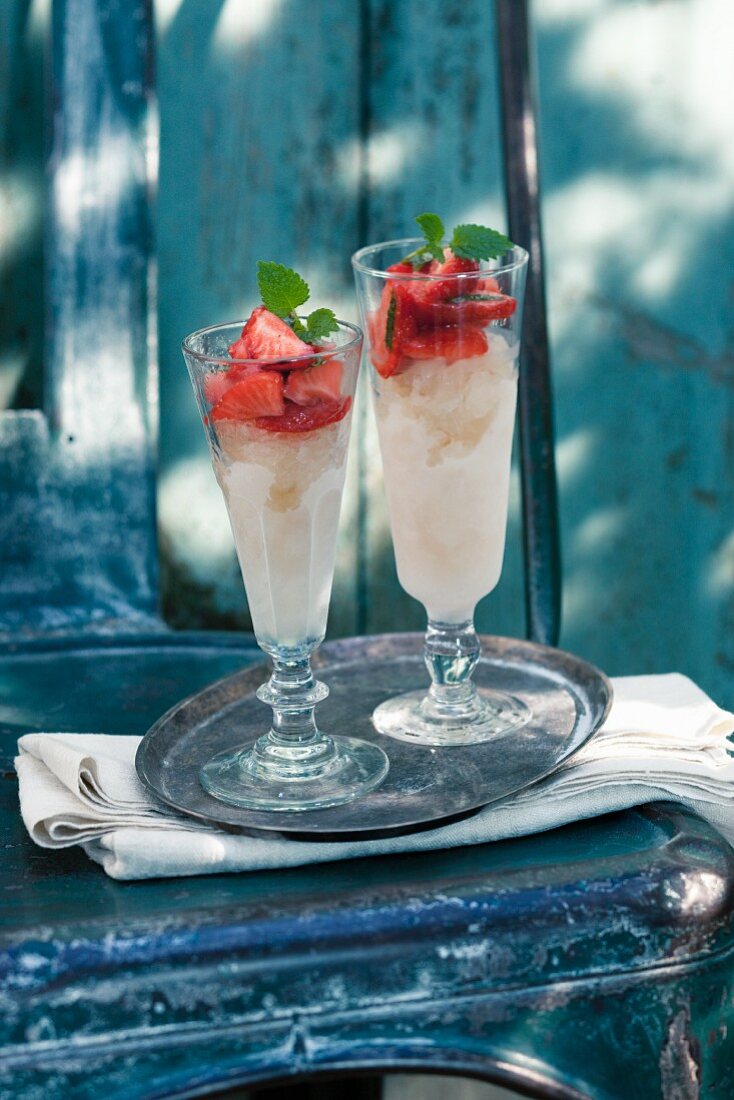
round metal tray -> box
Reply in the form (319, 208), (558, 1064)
(136, 633), (612, 840)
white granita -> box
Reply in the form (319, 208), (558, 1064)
(212, 415), (351, 647)
(373, 330), (519, 623)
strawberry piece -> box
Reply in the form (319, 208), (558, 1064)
(284, 358), (343, 406)
(227, 336), (252, 360)
(229, 306), (312, 366)
(402, 326), (489, 365)
(203, 370), (235, 406)
(256, 396), (352, 433)
(203, 363), (259, 405)
(431, 250), (481, 285)
(421, 292), (517, 327)
(369, 282), (418, 378)
(410, 252), (481, 311)
(211, 371), (285, 422)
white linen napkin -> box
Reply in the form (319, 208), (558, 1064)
(15, 673), (734, 880)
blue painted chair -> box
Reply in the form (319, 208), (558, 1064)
(1, 2), (733, 1097)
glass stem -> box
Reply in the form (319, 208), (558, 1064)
(256, 652), (329, 749)
(422, 619), (482, 715)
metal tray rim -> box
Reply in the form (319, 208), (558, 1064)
(136, 632), (612, 840)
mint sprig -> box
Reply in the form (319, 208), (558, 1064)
(257, 261), (309, 316)
(413, 213), (446, 262)
(304, 307), (339, 343)
(402, 212), (513, 267)
(256, 260), (339, 345)
(450, 223), (512, 262)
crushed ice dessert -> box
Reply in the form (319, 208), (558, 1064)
(213, 416), (351, 647)
(373, 332), (518, 623)
(365, 237), (520, 624)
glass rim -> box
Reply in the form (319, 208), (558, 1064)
(181, 316), (363, 368)
(351, 238), (529, 280)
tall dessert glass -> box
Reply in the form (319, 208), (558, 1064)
(352, 240), (530, 746)
(182, 320), (388, 809)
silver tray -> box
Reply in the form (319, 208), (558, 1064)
(136, 633), (611, 840)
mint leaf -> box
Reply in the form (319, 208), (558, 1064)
(413, 212), (445, 264)
(449, 224), (512, 261)
(415, 212), (445, 246)
(404, 245), (443, 269)
(304, 307), (339, 344)
(449, 293), (506, 303)
(257, 261), (310, 318)
(385, 292), (397, 350)
(423, 241), (445, 264)
(400, 215), (514, 267)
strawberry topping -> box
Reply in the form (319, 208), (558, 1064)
(209, 261), (352, 434)
(407, 252), (481, 315)
(256, 396), (352, 433)
(211, 371), (285, 422)
(227, 335), (252, 360)
(366, 251), (515, 376)
(402, 326), (489, 365)
(370, 282), (419, 378)
(204, 370), (237, 406)
(284, 358), (343, 406)
(203, 363), (259, 405)
(209, 309), (347, 433)
(229, 306), (312, 365)
(421, 291), (517, 327)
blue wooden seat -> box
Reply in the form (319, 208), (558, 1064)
(1, 1), (733, 1097)
(3, 639), (734, 1098)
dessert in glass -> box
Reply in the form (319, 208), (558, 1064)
(182, 279), (388, 809)
(352, 222), (530, 746)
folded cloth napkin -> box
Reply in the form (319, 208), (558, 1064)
(15, 673), (734, 880)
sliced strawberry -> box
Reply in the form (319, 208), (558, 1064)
(411, 251), (480, 309)
(386, 261), (415, 275)
(203, 363), (258, 405)
(401, 326), (489, 365)
(284, 358), (343, 406)
(203, 370), (235, 406)
(477, 276), (501, 294)
(432, 250), (481, 286)
(256, 396), (352, 433)
(211, 371), (285, 422)
(227, 335), (252, 359)
(229, 306), (312, 366)
(369, 282), (418, 378)
(421, 291), (517, 327)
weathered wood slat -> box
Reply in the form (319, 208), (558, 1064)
(155, 0), (364, 636)
(0, 0), (158, 636)
(530, 0), (734, 706)
(359, 0), (525, 640)
(0, 0), (45, 412)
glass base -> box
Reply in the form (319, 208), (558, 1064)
(372, 686), (531, 747)
(200, 733), (389, 811)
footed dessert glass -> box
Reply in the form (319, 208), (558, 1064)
(352, 240), (530, 746)
(183, 320), (388, 810)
